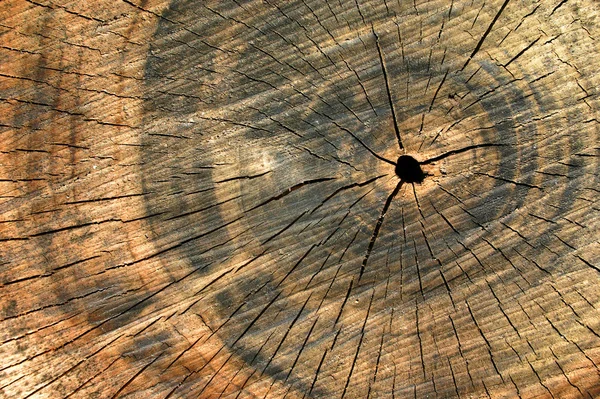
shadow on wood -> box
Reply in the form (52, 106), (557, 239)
(1, 0), (599, 398)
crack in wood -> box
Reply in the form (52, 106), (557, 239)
(462, 0), (512, 71)
(359, 180), (403, 282)
(373, 28), (404, 150)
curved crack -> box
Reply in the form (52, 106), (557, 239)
(420, 143), (507, 165)
(331, 121), (396, 165)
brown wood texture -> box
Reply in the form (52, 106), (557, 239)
(1, 0), (600, 398)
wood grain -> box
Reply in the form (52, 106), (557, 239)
(1, 0), (599, 398)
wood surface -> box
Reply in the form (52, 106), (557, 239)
(1, 0), (600, 398)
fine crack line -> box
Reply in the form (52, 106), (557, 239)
(504, 36), (541, 68)
(246, 177), (336, 212)
(429, 69), (449, 112)
(462, 0), (512, 71)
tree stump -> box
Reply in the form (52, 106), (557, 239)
(1, 0), (600, 398)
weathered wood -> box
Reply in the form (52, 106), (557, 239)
(1, 0), (600, 398)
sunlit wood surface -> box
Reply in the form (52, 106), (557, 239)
(1, 0), (600, 397)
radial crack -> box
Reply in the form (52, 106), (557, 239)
(373, 28), (404, 150)
(462, 0), (512, 70)
(421, 143), (507, 164)
(332, 121), (396, 165)
(359, 180), (404, 281)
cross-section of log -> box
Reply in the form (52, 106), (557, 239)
(1, 0), (600, 398)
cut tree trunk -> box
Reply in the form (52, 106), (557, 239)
(1, 0), (600, 398)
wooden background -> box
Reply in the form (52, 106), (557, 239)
(1, 0), (599, 397)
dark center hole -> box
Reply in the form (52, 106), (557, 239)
(395, 155), (426, 183)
